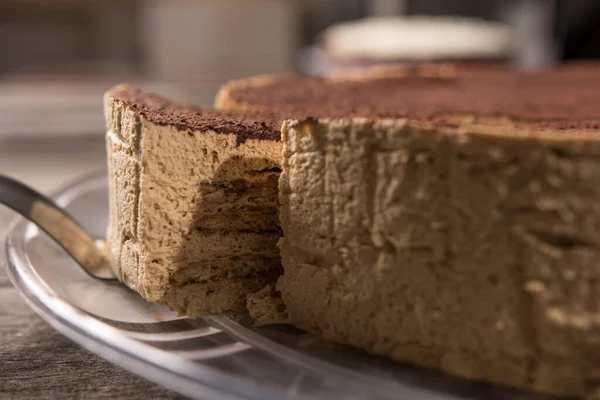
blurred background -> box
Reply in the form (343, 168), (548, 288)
(0, 0), (598, 194)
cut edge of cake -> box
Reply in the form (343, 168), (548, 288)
(105, 84), (284, 316)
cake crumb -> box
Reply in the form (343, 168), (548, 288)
(247, 284), (289, 324)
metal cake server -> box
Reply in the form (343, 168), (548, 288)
(0, 174), (117, 280)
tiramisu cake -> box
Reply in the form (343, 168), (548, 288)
(106, 64), (600, 397)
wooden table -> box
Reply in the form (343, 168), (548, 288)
(0, 138), (184, 399)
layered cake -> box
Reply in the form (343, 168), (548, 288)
(107, 64), (600, 397)
(105, 85), (283, 315)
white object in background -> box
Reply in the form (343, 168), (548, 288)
(140, 0), (298, 104)
(320, 15), (514, 61)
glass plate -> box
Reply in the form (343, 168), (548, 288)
(4, 173), (557, 400)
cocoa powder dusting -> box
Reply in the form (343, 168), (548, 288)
(229, 63), (600, 130)
(108, 85), (281, 144)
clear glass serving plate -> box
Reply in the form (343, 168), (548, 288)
(4, 172), (559, 400)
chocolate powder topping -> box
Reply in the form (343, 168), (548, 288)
(110, 63), (600, 141)
(107, 85), (281, 144)
(228, 63), (600, 130)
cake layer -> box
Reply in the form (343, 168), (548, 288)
(172, 254), (282, 285)
(105, 85), (283, 314)
(163, 270), (281, 317)
(278, 117), (600, 397)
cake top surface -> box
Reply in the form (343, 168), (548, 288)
(107, 85), (281, 144)
(222, 63), (600, 131)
